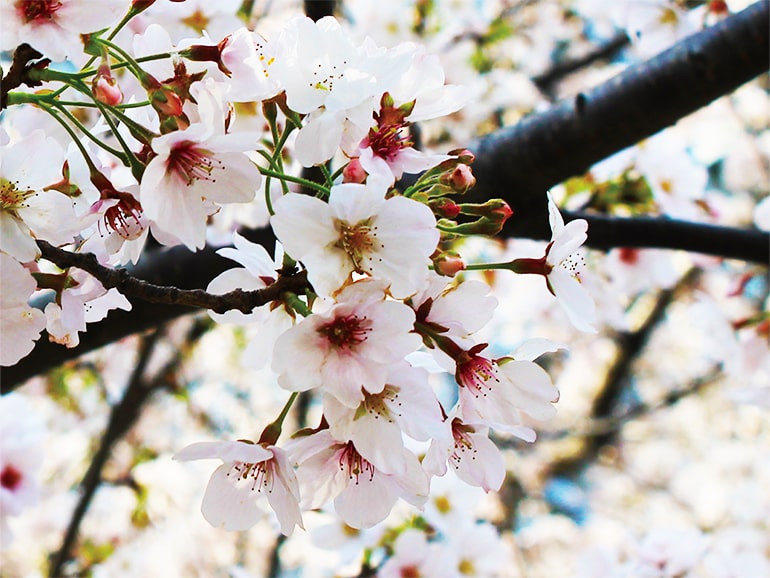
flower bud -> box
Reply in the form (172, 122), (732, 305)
(433, 252), (465, 277)
(342, 158), (367, 184)
(429, 197), (461, 219)
(440, 164), (476, 194)
(92, 68), (123, 106)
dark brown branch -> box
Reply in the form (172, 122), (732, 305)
(37, 240), (309, 315)
(0, 43), (47, 110)
(532, 32), (631, 97)
(467, 0), (769, 251)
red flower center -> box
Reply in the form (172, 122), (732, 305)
(318, 313), (372, 350)
(1, 465), (23, 491)
(167, 141), (219, 187)
(16, 0), (62, 23)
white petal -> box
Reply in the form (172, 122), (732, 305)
(201, 464), (263, 531)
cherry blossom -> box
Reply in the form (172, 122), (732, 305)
(0, 0), (125, 63)
(206, 232), (295, 369)
(139, 86), (263, 250)
(322, 363), (445, 475)
(173, 440), (303, 535)
(423, 415), (506, 493)
(0, 393), (44, 548)
(454, 344), (559, 440)
(272, 280), (422, 408)
(0, 254), (45, 367)
(378, 529), (457, 578)
(270, 182), (439, 298)
(289, 430), (429, 529)
(1, 131), (79, 262)
(512, 193), (597, 332)
(43, 268), (131, 349)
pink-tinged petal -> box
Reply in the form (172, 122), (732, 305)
(201, 464), (263, 531)
(264, 447), (304, 535)
(192, 152), (260, 204)
(334, 474), (398, 529)
(549, 267), (598, 333)
(392, 449), (430, 509)
(452, 431), (505, 492)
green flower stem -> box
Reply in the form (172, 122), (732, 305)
(319, 163), (333, 187)
(93, 37), (145, 78)
(258, 167), (330, 196)
(90, 102), (146, 180)
(46, 101), (129, 162)
(462, 262), (516, 271)
(283, 292), (312, 318)
(37, 104), (101, 174)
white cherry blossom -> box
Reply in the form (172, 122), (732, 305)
(0, 254), (45, 367)
(423, 415), (506, 493)
(543, 192), (597, 333)
(322, 363), (445, 475)
(1, 131), (79, 262)
(174, 440), (303, 536)
(270, 182), (438, 298)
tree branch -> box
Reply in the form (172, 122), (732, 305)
(468, 0), (769, 252)
(37, 240), (309, 315)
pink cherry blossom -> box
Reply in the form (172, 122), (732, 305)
(271, 182), (439, 298)
(454, 344), (559, 441)
(0, 0), (125, 63)
(140, 85), (262, 250)
(423, 415), (506, 493)
(174, 440), (303, 535)
(272, 280), (422, 408)
(322, 363), (445, 475)
(289, 430), (429, 529)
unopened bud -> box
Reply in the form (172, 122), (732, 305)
(343, 158), (367, 184)
(447, 148), (475, 164)
(429, 197), (461, 219)
(440, 164), (476, 193)
(92, 70), (123, 106)
(131, 0), (157, 13)
(433, 252), (465, 277)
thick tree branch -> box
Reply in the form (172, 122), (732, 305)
(2, 2), (768, 390)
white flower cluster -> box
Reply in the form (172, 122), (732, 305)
(0, 1), (598, 544)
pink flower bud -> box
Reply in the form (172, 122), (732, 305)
(442, 164), (476, 193)
(342, 158), (367, 184)
(92, 74), (123, 106)
(433, 253), (465, 277)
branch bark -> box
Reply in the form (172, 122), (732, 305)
(2, 2), (768, 390)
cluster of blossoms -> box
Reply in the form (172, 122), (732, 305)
(3, 3), (767, 577)
(0, 0), (598, 542)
